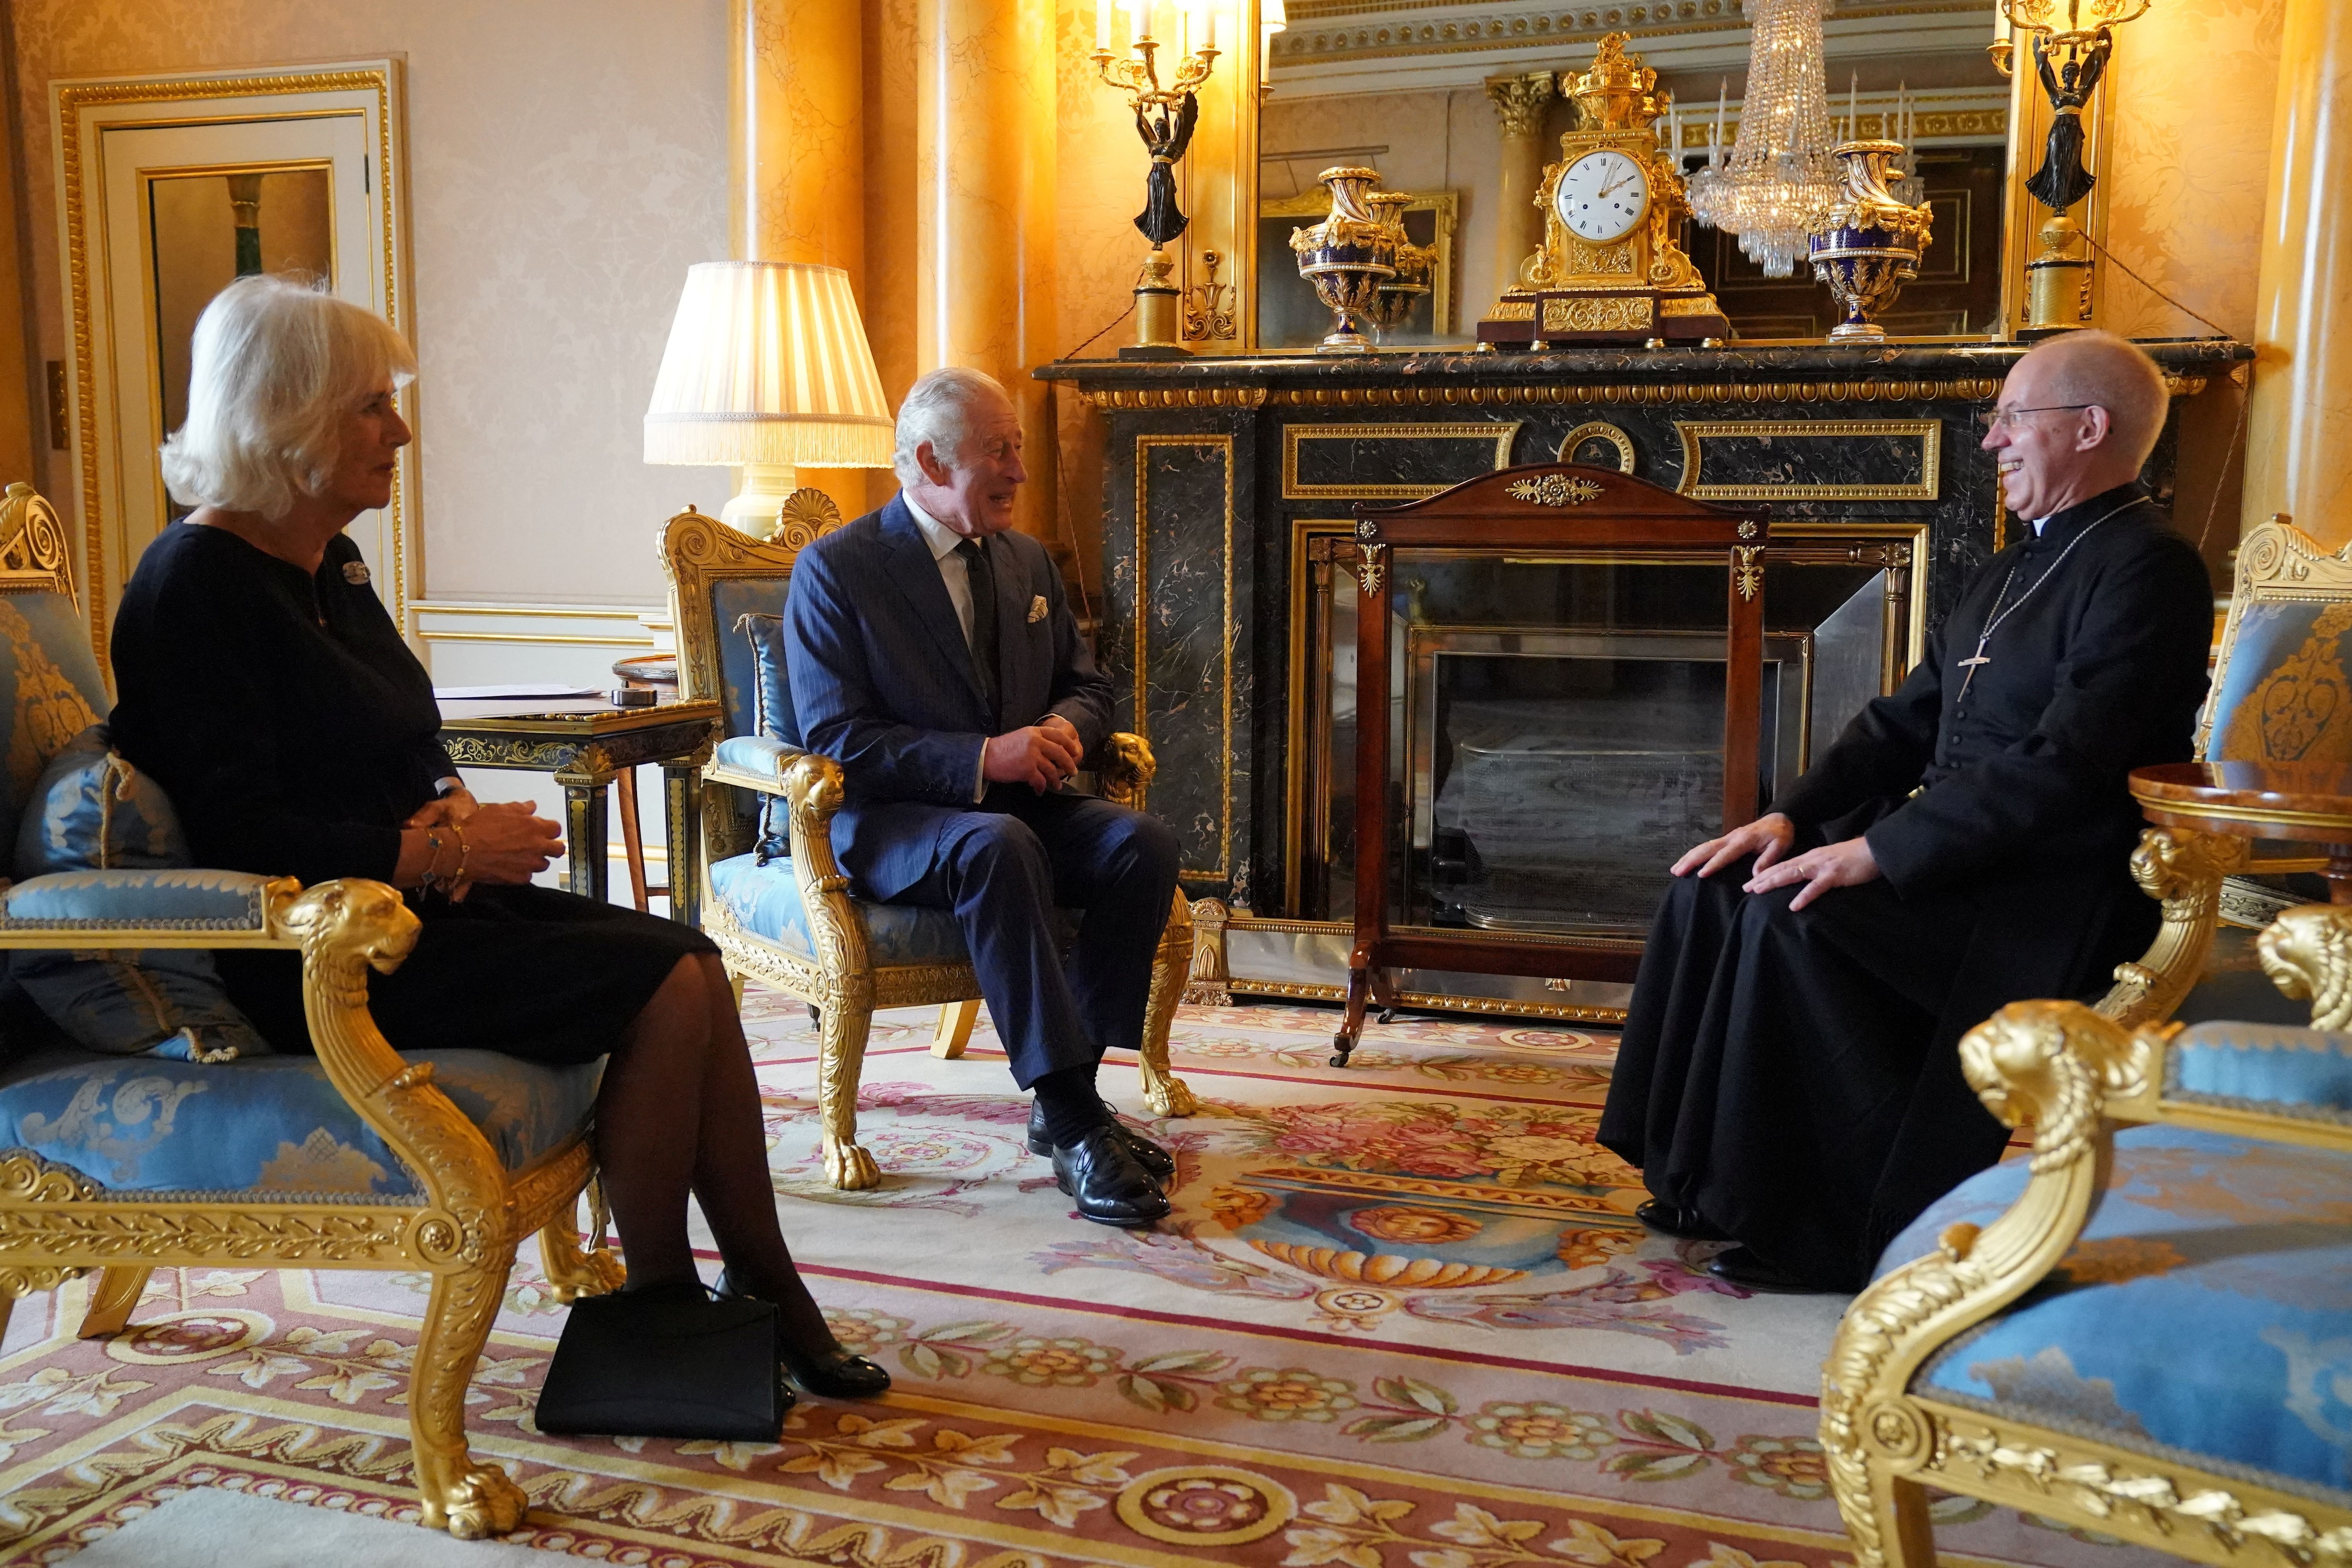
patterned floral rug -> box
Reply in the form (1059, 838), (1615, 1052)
(0, 993), (2166, 1568)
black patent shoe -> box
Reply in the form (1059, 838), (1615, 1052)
(1051, 1125), (1171, 1227)
(1026, 1098), (1176, 1183)
(1704, 1245), (1834, 1295)
(1635, 1198), (1730, 1242)
(713, 1270), (894, 1397)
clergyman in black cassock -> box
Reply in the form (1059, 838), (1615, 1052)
(1597, 476), (2212, 1291)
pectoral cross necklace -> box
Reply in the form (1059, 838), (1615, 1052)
(1954, 495), (2149, 700)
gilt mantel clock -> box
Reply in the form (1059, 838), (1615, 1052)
(1478, 33), (1729, 348)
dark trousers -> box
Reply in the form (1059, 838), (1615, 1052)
(886, 791), (1181, 1089)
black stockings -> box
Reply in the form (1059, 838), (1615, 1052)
(590, 954), (835, 1352)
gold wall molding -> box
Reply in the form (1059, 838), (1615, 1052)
(412, 602), (662, 650)
(57, 64), (410, 669)
(1557, 421), (1637, 472)
(1675, 419), (1942, 501)
(1133, 435), (1236, 880)
(1281, 421), (1521, 499)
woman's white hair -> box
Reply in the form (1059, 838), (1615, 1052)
(158, 274), (417, 520)
(892, 365), (1009, 486)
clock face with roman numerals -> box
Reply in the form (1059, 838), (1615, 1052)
(1553, 150), (1650, 244)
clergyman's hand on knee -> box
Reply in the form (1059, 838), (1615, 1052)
(1671, 812), (1796, 879)
(1741, 835), (1880, 911)
(984, 723), (1085, 793)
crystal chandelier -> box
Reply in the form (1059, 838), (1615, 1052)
(1687, 0), (1844, 278)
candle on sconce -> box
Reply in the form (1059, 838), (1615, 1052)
(1847, 72), (1859, 142)
(1712, 77), (1727, 167)
(1096, 0), (1112, 51)
(1202, 2), (1216, 51)
(1135, 0), (1154, 42)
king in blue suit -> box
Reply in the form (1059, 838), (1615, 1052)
(784, 367), (1182, 1226)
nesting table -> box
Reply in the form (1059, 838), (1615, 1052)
(437, 696), (721, 925)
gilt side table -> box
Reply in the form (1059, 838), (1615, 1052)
(437, 697), (721, 925)
(2130, 761), (2352, 904)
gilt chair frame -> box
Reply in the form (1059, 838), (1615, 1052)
(1821, 904), (2352, 1568)
(2083, 517), (2352, 1029)
(659, 503), (1198, 1192)
(0, 483), (614, 1540)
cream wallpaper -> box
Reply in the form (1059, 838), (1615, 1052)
(14, 0), (735, 609)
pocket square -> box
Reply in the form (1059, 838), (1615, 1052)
(1027, 595), (1049, 624)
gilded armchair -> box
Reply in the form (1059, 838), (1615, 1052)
(0, 484), (616, 1540)
(1820, 901), (2352, 1568)
(2092, 516), (2352, 1029)
(659, 500), (1197, 1192)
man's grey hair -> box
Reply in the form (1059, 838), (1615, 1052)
(158, 273), (416, 520)
(2022, 330), (2170, 469)
(892, 365), (1010, 486)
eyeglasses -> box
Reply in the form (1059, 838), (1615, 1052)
(1979, 403), (2095, 432)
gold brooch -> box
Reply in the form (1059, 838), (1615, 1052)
(1027, 596), (1048, 623)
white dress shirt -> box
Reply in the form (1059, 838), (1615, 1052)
(902, 493), (992, 800)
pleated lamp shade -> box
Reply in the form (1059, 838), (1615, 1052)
(643, 261), (893, 469)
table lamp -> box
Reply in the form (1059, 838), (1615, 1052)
(643, 260), (893, 538)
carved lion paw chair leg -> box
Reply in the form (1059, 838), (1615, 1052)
(1821, 898), (2352, 1568)
(2097, 516), (2352, 1031)
(0, 486), (614, 1538)
(660, 504), (1197, 1192)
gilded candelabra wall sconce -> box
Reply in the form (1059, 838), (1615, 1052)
(1993, 0), (2152, 337)
(1093, 0), (1221, 359)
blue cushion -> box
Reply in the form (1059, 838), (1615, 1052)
(0, 591), (111, 854)
(708, 851), (969, 966)
(1879, 1124), (2352, 1502)
(5, 724), (270, 1062)
(737, 610), (800, 860)
(2168, 1019), (2352, 1122)
(2, 868), (279, 927)
(0, 1047), (601, 1196)
(14, 723), (183, 875)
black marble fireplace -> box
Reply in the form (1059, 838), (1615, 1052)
(1036, 337), (2249, 1021)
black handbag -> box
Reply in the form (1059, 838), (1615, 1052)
(535, 1281), (791, 1441)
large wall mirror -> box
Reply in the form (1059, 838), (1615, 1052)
(56, 61), (414, 668)
(1255, 3), (2011, 350)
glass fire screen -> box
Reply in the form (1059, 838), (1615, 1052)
(1298, 541), (1913, 939)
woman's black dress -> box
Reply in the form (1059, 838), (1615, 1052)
(109, 523), (714, 1064)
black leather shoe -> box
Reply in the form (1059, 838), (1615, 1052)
(1026, 1098), (1176, 1183)
(1051, 1125), (1171, 1227)
(1704, 1245), (1833, 1295)
(1635, 1198), (1730, 1242)
(713, 1271), (893, 1397)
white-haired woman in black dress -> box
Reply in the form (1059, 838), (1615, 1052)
(109, 274), (884, 1400)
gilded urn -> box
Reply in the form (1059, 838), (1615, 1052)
(1290, 166), (1398, 354)
(1806, 140), (1933, 342)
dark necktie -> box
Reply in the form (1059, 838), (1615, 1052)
(954, 537), (1000, 718)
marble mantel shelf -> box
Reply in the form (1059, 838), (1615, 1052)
(1036, 335), (2250, 406)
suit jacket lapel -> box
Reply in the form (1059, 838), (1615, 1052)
(877, 496), (990, 715)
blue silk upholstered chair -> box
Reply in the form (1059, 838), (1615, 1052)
(0, 484), (617, 1540)
(659, 497), (1198, 1191)
(1816, 516), (2352, 1567)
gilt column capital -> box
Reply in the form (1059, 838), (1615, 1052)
(1483, 69), (1557, 138)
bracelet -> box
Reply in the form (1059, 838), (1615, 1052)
(419, 828), (445, 892)
(449, 822), (472, 894)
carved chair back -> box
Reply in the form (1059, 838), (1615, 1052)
(660, 495), (846, 860)
(0, 483), (109, 852)
(2202, 516), (2352, 765)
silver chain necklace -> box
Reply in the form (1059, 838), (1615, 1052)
(1954, 495), (2149, 700)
